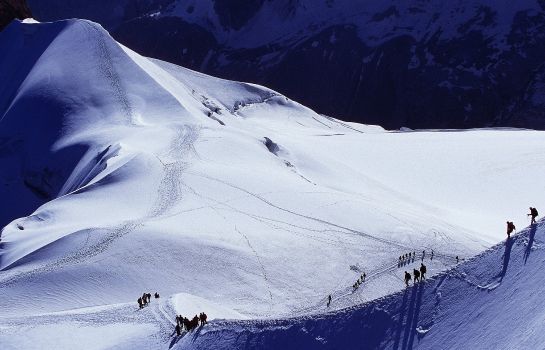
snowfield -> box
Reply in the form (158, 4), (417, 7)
(1, 19), (545, 349)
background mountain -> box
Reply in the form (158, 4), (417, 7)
(0, 0), (32, 30)
(26, 0), (545, 130)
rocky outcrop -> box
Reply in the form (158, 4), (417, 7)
(0, 0), (32, 31)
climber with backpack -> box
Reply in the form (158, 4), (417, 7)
(528, 207), (539, 225)
(404, 271), (411, 287)
(413, 269), (420, 283)
(506, 221), (516, 237)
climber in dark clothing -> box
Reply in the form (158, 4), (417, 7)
(327, 294), (332, 307)
(506, 221), (516, 237)
(142, 293), (148, 306)
(528, 207), (539, 225)
(404, 271), (411, 286)
(137, 297), (143, 309)
(413, 269), (420, 283)
(175, 324), (181, 336)
(199, 312), (208, 325)
(420, 263), (427, 280)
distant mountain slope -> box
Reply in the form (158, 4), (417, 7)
(0, 0), (32, 30)
(27, 0), (545, 130)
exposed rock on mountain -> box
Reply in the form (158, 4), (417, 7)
(0, 0), (32, 30)
(24, 0), (545, 129)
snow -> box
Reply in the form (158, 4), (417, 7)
(171, 221), (545, 350)
(171, 293), (249, 320)
(22, 18), (39, 24)
(1, 18), (545, 349)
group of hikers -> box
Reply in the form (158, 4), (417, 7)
(174, 312), (208, 335)
(150, 207), (540, 316)
(506, 207), (539, 237)
(352, 272), (366, 291)
(326, 206), (540, 306)
(137, 292), (160, 308)
(135, 292), (208, 336)
(404, 263), (427, 286)
(398, 251), (416, 267)
(399, 249), (435, 267)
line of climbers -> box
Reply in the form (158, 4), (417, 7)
(327, 206), (539, 307)
(397, 248), (462, 288)
(352, 272), (366, 291)
(399, 249), (436, 268)
(174, 312), (208, 335)
(398, 251), (415, 267)
(137, 292), (160, 308)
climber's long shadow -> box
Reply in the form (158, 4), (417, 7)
(524, 225), (537, 264)
(500, 237), (514, 280)
(392, 288), (410, 350)
(407, 283), (424, 349)
(399, 282), (424, 350)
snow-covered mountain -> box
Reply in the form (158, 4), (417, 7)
(1, 18), (545, 349)
(27, 0), (545, 130)
(0, 0), (32, 30)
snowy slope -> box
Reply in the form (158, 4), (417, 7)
(169, 221), (545, 350)
(1, 19), (545, 349)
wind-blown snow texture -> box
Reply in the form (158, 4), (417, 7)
(1, 19), (545, 349)
(27, 0), (545, 130)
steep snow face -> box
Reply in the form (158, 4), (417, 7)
(169, 221), (545, 350)
(27, 0), (545, 130)
(0, 18), (206, 231)
(1, 19), (545, 349)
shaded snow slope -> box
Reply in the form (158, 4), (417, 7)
(1, 19), (545, 349)
(170, 221), (545, 350)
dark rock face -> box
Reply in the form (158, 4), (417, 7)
(26, 1), (545, 129)
(0, 0), (32, 31)
(213, 0), (265, 31)
(114, 16), (217, 71)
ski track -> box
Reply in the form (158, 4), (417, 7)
(86, 22), (133, 123)
(234, 225), (274, 309)
(177, 172), (464, 317)
(0, 298), (180, 347)
(185, 171), (463, 259)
